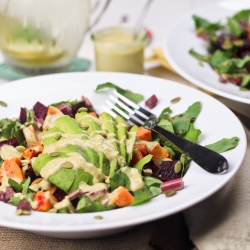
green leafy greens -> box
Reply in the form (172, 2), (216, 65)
(190, 9), (250, 90)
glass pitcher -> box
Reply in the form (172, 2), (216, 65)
(0, 0), (110, 75)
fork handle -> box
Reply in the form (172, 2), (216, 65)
(151, 125), (229, 174)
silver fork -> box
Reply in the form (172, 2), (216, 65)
(103, 91), (229, 174)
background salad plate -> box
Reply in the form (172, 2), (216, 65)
(163, 0), (250, 104)
(0, 72), (247, 239)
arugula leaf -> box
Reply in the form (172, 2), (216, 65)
(189, 49), (209, 62)
(157, 119), (174, 133)
(183, 123), (201, 143)
(8, 179), (23, 192)
(227, 17), (244, 37)
(10, 196), (21, 206)
(95, 82), (144, 103)
(131, 186), (153, 205)
(22, 177), (31, 195)
(172, 102), (201, 136)
(143, 176), (162, 188)
(232, 9), (250, 22)
(210, 50), (230, 68)
(192, 15), (222, 35)
(0, 118), (25, 144)
(109, 171), (131, 191)
(205, 137), (240, 153)
(158, 107), (172, 120)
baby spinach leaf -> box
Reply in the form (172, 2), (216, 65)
(131, 186), (153, 206)
(95, 82), (144, 103)
(109, 171), (130, 191)
(205, 137), (240, 153)
(183, 123), (201, 143)
(8, 179), (23, 193)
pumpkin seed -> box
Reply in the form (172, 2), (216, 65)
(50, 151), (60, 157)
(53, 132), (61, 140)
(94, 215), (103, 220)
(0, 101), (7, 107)
(16, 145), (26, 153)
(79, 123), (89, 130)
(77, 107), (88, 113)
(61, 162), (74, 168)
(170, 97), (181, 104)
(142, 168), (152, 176)
(0, 136), (8, 142)
(174, 161), (182, 173)
(165, 190), (176, 197)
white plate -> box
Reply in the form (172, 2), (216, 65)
(0, 72), (247, 239)
(163, 0), (250, 104)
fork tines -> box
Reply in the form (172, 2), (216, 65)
(103, 91), (152, 126)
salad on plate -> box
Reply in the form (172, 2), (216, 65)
(189, 9), (250, 90)
(0, 83), (239, 215)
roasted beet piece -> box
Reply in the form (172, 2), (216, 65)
(0, 137), (19, 149)
(33, 102), (48, 120)
(57, 103), (74, 117)
(24, 164), (37, 183)
(145, 94), (158, 109)
(72, 101), (86, 116)
(0, 186), (14, 203)
(19, 107), (27, 124)
(16, 199), (32, 215)
(145, 160), (181, 182)
(53, 189), (67, 202)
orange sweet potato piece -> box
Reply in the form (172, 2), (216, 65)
(89, 112), (98, 118)
(149, 144), (170, 164)
(22, 140), (44, 160)
(33, 191), (56, 212)
(134, 143), (148, 156)
(47, 106), (61, 115)
(0, 158), (24, 183)
(130, 148), (144, 166)
(113, 187), (134, 207)
(137, 127), (152, 141)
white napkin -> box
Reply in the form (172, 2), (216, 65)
(183, 126), (250, 250)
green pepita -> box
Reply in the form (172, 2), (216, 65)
(0, 101), (7, 107)
(170, 97), (181, 104)
(79, 123), (89, 130)
(61, 162), (74, 168)
(50, 151), (60, 157)
(174, 161), (182, 173)
(77, 107), (88, 113)
(142, 168), (152, 176)
(16, 145), (26, 153)
(165, 190), (176, 197)
(0, 136), (8, 142)
(53, 133), (61, 140)
(94, 215), (103, 220)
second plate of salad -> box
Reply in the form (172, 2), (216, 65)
(163, 0), (250, 104)
(0, 71), (247, 239)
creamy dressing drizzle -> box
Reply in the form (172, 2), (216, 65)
(42, 136), (126, 166)
(53, 197), (76, 213)
(0, 145), (21, 160)
(40, 152), (105, 184)
(120, 167), (144, 192)
(29, 178), (52, 192)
